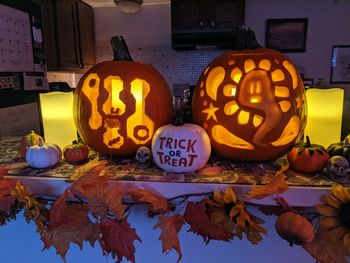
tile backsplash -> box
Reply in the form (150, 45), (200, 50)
(96, 44), (226, 93)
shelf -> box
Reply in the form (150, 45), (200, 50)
(0, 137), (337, 207)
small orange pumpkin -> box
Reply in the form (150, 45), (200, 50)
(74, 36), (173, 157)
(287, 136), (329, 173)
(275, 211), (314, 246)
(20, 130), (44, 159)
(63, 140), (89, 164)
(191, 30), (306, 161)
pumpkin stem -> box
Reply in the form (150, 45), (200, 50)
(344, 137), (350, 147)
(110, 35), (133, 61)
(305, 136), (311, 147)
(172, 96), (185, 126)
(234, 26), (262, 50)
(38, 138), (44, 147)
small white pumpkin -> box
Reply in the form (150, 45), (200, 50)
(151, 123), (211, 173)
(25, 139), (62, 168)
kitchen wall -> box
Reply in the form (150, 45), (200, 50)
(90, 0), (350, 138)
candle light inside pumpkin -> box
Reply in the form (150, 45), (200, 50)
(39, 91), (77, 154)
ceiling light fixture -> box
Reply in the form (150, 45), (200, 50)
(113, 0), (143, 14)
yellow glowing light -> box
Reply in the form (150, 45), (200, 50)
(206, 66), (225, 101)
(212, 124), (254, 149)
(202, 103), (219, 121)
(275, 86), (290, 98)
(103, 76), (126, 115)
(127, 78), (154, 144)
(304, 88), (344, 148)
(238, 110), (250, 125)
(271, 69), (285, 82)
(244, 59), (256, 73)
(279, 100), (291, 112)
(283, 61), (298, 89)
(81, 73), (102, 129)
(224, 101), (239, 115)
(39, 91), (77, 154)
(231, 67), (243, 83)
(271, 115), (300, 146)
(259, 59), (271, 71)
(223, 85), (237, 97)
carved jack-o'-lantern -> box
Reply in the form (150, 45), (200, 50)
(74, 36), (173, 156)
(192, 46), (306, 161)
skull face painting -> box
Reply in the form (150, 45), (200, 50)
(192, 48), (306, 161)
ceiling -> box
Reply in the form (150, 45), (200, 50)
(82, 0), (170, 8)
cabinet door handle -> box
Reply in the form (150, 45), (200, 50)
(210, 21), (215, 26)
(199, 21), (204, 26)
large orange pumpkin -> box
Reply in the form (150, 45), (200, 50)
(74, 36), (173, 156)
(192, 39), (306, 161)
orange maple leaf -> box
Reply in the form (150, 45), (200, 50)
(153, 215), (185, 263)
(71, 173), (126, 220)
(303, 225), (348, 263)
(127, 188), (170, 214)
(246, 173), (289, 199)
(69, 156), (108, 182)
(184, 200), (233, 243)
(0, 178), (17, 211)
(14, 182), (49, 234)
(99, 218), (141, 263)
(42, 191), (100, 262)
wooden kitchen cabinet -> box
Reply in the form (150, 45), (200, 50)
(37, 0), (95, 71)
(171, 0), (245, 33)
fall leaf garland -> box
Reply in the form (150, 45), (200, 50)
(0, 161), (349, 263)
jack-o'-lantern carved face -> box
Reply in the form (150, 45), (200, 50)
(74, 36), (173, 157)
(192, 48), (306, 161)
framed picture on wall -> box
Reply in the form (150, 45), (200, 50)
(330, 45), (350, 83)
(265, 18), (308, 53)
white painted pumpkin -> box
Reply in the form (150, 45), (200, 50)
(151, 123), (211, 173)
(25, 139), (62, 168)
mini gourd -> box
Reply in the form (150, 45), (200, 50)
(26, 139), (62, 169)
(20, 130), (44, 159)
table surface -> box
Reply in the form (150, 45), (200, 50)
(0, 137), (345, 207)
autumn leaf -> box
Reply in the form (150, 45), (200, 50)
(99, 218), (141, 263)
(153, 215), (185, 263)
(13, 182), (49, 235)
(127, 188), (170, 214)
(42, 192), (100, 262)
(0, 165), (9, 178)
(71, 173), (126, 220)
(69, 156), (108, 182)
(0, 178), (17, 211)
(303, 225), (348, 263)
(184, 200), (233, 243)
(246, 173), (289, 199)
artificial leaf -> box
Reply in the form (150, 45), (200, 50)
(127, 188), (170, 214)
(13, 182), (49, 235)
(72, 174), (126, 220)
(0, 178), (17, 211)
(303, 225), (348, 263)
(246, 173), (289, 199)
(0, 165), (8, 178)
(99, 218), (141, 263)
(69, 156), (108, 181)
(153, 215), (185, 263)
(42, 200), (100, 262)
(184, 200), (233, 243)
